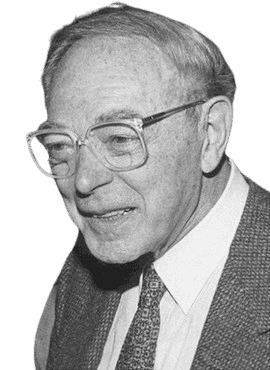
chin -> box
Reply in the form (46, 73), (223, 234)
(84, 237), (144, 265)
(91, 250), (132, 264)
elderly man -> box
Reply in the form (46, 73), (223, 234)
(27, 3), (269, 370)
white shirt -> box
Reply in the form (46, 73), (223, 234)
(98, 161), (249, 370)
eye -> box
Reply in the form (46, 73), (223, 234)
(46, 142), (69, 152)
(43, 139), (75, 162)
(109, 135), (137, 144)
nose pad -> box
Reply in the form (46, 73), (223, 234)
(74, 145), (113, 196)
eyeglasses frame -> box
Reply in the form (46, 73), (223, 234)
(26, 100), (206, 178)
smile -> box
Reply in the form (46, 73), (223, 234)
(90, 208), (134, 221)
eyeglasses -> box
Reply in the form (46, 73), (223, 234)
(26, 100), (205, 179)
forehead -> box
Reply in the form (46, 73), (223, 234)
(47, 36), (181, 129)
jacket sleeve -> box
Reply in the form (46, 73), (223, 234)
(34, 285), (56, 370)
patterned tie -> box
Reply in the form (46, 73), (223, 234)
(115, 265), (166, 370)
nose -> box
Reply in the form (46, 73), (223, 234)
(75, 145), (114, 196)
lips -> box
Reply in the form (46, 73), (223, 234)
(91, 208), (134, 221)
(77, 204), (136, 222)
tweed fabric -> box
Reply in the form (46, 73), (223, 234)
(46, 237), (122, 370)
(191, 178), (270, 370)
(115, 265), (166, 370)
(46, 179), (270, 370)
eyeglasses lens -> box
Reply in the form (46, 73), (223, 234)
(29, 123), (146, 178)
(89, 123), (145, 171)
(30, 132), (75, 178)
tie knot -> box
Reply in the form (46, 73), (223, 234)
(138, 265), (166, 308)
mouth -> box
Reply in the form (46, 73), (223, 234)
(88, 207), (135, 222)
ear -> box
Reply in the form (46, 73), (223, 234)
(200, 96), (233, 174)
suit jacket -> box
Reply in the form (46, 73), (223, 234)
(36, 179), (270, 369)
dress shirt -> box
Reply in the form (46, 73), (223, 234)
(98, 160), (249, 370)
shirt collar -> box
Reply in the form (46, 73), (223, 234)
(154, 160), (249, 314)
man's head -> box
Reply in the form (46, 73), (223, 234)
(43, 4), (235, 106)
(41, 4), (235, 263)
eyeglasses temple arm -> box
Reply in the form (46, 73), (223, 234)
(142, 100), (206, 126)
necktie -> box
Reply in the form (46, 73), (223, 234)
(115, 265), (166, 370)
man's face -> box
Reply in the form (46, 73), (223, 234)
(47, 36), (204, 264)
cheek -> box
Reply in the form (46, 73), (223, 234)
(134, 156), (195, 217)
(54, 178), (82, 224)
(134, 142), (202, 223)
(55, 178), (75, 205)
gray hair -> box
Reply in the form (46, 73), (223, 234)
(42, 3), (236, 107)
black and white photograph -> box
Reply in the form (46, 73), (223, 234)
(2, 1), (269, 369)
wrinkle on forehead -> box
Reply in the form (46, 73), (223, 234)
(49, 35), (182, 107)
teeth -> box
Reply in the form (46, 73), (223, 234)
(92, 208), (132, 220)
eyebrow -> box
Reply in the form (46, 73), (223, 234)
(38, 121), (69, 130)
(95, 109), (142, 123)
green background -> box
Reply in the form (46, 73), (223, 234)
(0, 0), (270, 370)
